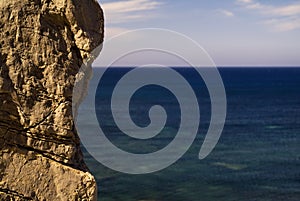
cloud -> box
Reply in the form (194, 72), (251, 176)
(236, 0), (300, 31)
(245, 3), (263, 10)
(105, 27), (131, 39)
(102, 0), (162, 13)
(267, 4), (300, 16)
(218, 9), (235, 17)
(102, 0), (163, 24)
(263, 17), (300, 32)
(236, 0), (253, 4)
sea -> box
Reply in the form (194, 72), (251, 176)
(79, 67), (300, 201)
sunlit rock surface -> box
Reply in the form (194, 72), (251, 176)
(0, 0), (104, 200)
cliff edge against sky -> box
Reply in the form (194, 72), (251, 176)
(0, 0), (104, 200)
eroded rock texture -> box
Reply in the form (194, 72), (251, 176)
(0, 0), (104, 200)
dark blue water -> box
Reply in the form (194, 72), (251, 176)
(82, 67), (300, 201)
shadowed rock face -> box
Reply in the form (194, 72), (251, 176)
(0, 0), (104, 200)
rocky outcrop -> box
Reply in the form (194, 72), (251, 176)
(0, 0), (104, 200)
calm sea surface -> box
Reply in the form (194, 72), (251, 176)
(81, 67), (300, 201)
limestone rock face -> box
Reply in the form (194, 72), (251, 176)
(0, 0), (104, 200)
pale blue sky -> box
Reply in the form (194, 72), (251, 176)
(98, 0), (300, 66)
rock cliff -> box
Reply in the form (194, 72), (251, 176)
(0, 0), (104, 200)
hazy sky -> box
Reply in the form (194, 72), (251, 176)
(97, 0), (300, 66)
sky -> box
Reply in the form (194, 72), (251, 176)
(97, 0), (300, 67)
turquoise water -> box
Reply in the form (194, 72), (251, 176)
(81, 67), (300, 201)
